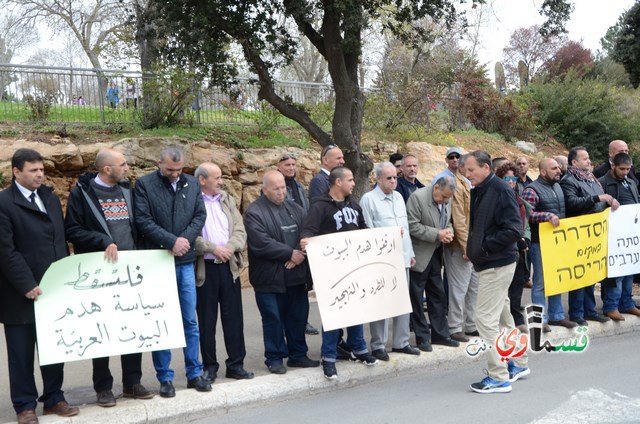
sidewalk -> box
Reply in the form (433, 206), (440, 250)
(1, 287), (639, 424)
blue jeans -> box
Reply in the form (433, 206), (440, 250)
(152, 263), (203, 382)
(603, 274), (635, 312)
(255, 285), (309, 367)
(568, 284), (597, 321)
(321, 325), (367, 362)
(530, 243), (565, 322)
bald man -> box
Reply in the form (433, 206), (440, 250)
(66, 148), (154, 407)
(553, 155), (568, 177)
(245, 170), (319, 374)
(194, 163), (254, 383)
(593, 140), (639, 184)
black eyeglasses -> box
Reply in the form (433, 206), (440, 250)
(385, 176), (397, 180)
(321, 144), (337, 157)
(447, 154), (460, 160)
(279, 154), (297, 162)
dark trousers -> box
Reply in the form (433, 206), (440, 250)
(254, 284), (309, 367)
(568, 284), (597, 320)
(409, 248), (449, 343)
(4, 324), (65, 413)
(92, 353), (143, 392)
(196, 261), (246, 373)
(509, 252), (529, 326)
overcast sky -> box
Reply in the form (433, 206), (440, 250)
(470, 0), (636, 69)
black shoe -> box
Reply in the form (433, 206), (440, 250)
(465, 330), (480, 337)
(159, 381), (175, 398)
(572, 318), (588, 326)
(187, 376), (212, 392)
(336, 341), (352, 360)
(431, 337), (460, 347)
(391, 345), (420, 355)
(287, 357), (320, 368)
(305, 322), (319, 335)
(96, 389), (116, 407)
(202, 368), (218, 384)
(226, 368), (255, 380)
(585, 314), (611, 323)
(417, 341), (433, 352)
(268, 363), (287, 374)
(372, 348), (390, 361)
(122, 384), (154, 400)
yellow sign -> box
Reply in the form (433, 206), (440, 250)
(540, 210), (608, 296)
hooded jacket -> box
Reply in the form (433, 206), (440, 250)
(301, 193), (367, 237)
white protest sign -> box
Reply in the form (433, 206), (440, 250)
(306, 227), (411, 331)
(35, 250), (185, 366)
(607, 204), (640, 278)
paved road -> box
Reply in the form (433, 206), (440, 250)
(194, 333), (640, 424)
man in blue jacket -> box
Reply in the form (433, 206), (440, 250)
(134, 145), (210, 397)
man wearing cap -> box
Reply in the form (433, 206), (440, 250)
(308, 145), (345, 201)
(194, 162), (254, 384)
(277, 153), (319, 336)
(433, 147), (463, 182)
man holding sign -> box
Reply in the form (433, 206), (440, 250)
(598, 152), (640, 320)
(559, 146), (617, 325)
(0, 149), (79, 424)
(301, 166), (378, 380)
(65, 148), (154, 407)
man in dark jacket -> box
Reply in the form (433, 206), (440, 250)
(598, 152), (640, 320)
(277, 153), (319, 336)
(245, 170), (320, 375)
(308, 144), (345, 201)
(522, 158), (576, 331)
(593, 140), (639, 184)
(301, 166), (378, 380)
(559, 146), (617, 326)
(65, 148), (154, 407)
(134, 145), (210, 397)
(464, 150), (528, 394)
(0, 148), (79, 424)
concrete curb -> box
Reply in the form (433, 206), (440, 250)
(31, 318), (640, 424)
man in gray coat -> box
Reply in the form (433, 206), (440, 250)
(406, 176), (459, 352)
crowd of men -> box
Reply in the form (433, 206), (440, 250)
(1, 140), (640, 423)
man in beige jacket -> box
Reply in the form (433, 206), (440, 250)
(194, 162), (254, 384)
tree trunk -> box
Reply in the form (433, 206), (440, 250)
(134, 0), (160, 126)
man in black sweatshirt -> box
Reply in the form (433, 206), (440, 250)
(301, 167), (378, 380)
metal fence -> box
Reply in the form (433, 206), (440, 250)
(0, 64), (337, 126)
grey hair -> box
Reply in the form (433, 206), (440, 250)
(374, 161), (396, 179)
(159, 145), (184, 162)
(434, 175), (457, 191)
(401, 154), (417, 165)
(459, 154), (468, 167)
(194, 164), (208, 180)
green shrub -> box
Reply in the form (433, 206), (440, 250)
(521, 77), (640, 161)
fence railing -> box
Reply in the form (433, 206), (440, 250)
(0, 64), (339, 126)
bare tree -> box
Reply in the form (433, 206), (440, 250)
(502, 25), (565, 87)
(7, 0), (131, 70)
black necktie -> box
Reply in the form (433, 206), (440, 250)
(29, 192), (36, 205)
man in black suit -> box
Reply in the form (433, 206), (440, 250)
(0, 149), (79, 424)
